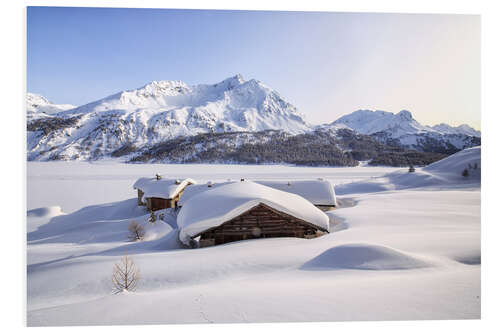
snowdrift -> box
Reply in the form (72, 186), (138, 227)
(335, 146), (481, 195)
(301, 243), (430, 270)
(424, 145), (481, 179)
(27, 206), (63, 218)
(27, 206), (65, 233)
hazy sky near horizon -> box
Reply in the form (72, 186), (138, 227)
(27, 7), (481, 129)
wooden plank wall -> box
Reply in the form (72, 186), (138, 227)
(198, 203), (323, 246)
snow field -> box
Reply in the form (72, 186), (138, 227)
(26, 148), (481, 325)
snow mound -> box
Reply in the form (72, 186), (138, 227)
(27, 206), (65, 233)
(141, 220), (173, 241)
(424, 146), (480, 177)
(27, 206), (63, 218)
(336, 147), (481, 195)
(301, 243), (430, 270)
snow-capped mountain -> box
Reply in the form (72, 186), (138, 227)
(27, 93), (75, 117)
(27, 75), (312, 161)
(328, 109), (480, 153)
(330, 110), (426, 137)
(26, 77), (480, 162)
(62, 74), (310, 134)
(331, 109), (480, 137)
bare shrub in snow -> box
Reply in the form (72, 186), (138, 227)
(462, 168), (469, 177)
(148, 212), (157, 223)
(128, 220), (145, 241)
(112, 255), (140, 293)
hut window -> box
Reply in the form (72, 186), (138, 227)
(251, 227), (262, 237)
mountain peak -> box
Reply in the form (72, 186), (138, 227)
(26, 93), (75, 115)
(136, 80), (189, 96)
(397, 110), (413, 120)
(233, 73), (245, 83)
(211, 74), (246, 90)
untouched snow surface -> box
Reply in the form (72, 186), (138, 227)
(26, 150), (480, 325)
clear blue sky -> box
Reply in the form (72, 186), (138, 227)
(27, 7), (480, 128)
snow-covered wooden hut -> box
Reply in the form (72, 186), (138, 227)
(255, 179), (337, 211)
(178, 179), (337, 211)
(133, 177), (196, 211)
(177, 181), (329, 247)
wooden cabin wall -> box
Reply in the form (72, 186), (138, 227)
(146, 194), (184, 211)
(146, 198), (174, 211)
(197, 203), (325, 247)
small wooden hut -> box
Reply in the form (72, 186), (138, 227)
(178, 179), (337, 211)
(133, 177), (196, 211)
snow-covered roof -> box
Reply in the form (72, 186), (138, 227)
(179, 179), (336, 207)
(133, 177), (196, 201)
(178, 181), (233, 207)
(178, 181), (329, 245)
(255, 180), (336, 206)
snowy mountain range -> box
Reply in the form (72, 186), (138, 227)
(323, 109), (480, 154)
(327, 109), (479, 137)
(26, 75), (480, 162)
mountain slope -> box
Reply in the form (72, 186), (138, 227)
(129, 129), (447, 167)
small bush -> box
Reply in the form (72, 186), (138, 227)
(462, 168), (469, 177)
(128, 220), (145, 241)
(148, 212), (157, 223)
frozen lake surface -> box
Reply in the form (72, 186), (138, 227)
(27, 162), (399, 213)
